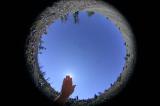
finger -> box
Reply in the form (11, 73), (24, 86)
(71, 85), (76, 93)
(62, 78), (66, 87)
(67, 77), (72, 86)
(73, 85), (76, 89)
(66, 75), (69, 80)
(62, 78), (65, 84)
(63, 77), (67, 82)
(70, 77), (73, 85)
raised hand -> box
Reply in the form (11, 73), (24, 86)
(61, 75), (76, 98)
(54, 75), (76, 105)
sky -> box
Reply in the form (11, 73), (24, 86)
(38, 11), (126, 99)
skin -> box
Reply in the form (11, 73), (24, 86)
(54, 75), (76, 106)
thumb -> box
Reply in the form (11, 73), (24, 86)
(70, 85), (76, 94)
(73, 85), (76, 88)
(72, 85), (76, 91)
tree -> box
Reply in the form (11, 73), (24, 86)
(39, 46), (46, 50)
(76, 96), (79, 100)
(94, 94), (98, 99)
(46, 77), (50, 81)
(126, 53), (131, 57)
(39, 70), (46, 77)
(124, 56), (128, 60)
(64, 14), (68, 22)
(98, 92), (102, 95)
(117, 73), (122, 82)
(60, 14), (68, 23)
(87, 11), (95, 17)
(38, 36), (46, 54)
(110, 83), (113, 87)
(73, 11), (79, 24)
(104, 89), (108, 92)
(60, 16), (64, 23)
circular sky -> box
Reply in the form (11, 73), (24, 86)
(38, 11), (126, 99)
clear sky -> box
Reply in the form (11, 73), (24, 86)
(38, 11), (126, 99)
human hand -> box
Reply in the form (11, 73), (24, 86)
(60, 75), (76, 99)
(54, 75), (76, 105)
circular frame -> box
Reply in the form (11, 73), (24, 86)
(25, 0), (136, 105)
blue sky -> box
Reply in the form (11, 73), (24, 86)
(38, 11), (126, 99)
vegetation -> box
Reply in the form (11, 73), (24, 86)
(38, 36), (46, 54)
(87, 11), (95, 17)
(60, 11), (95, 24)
